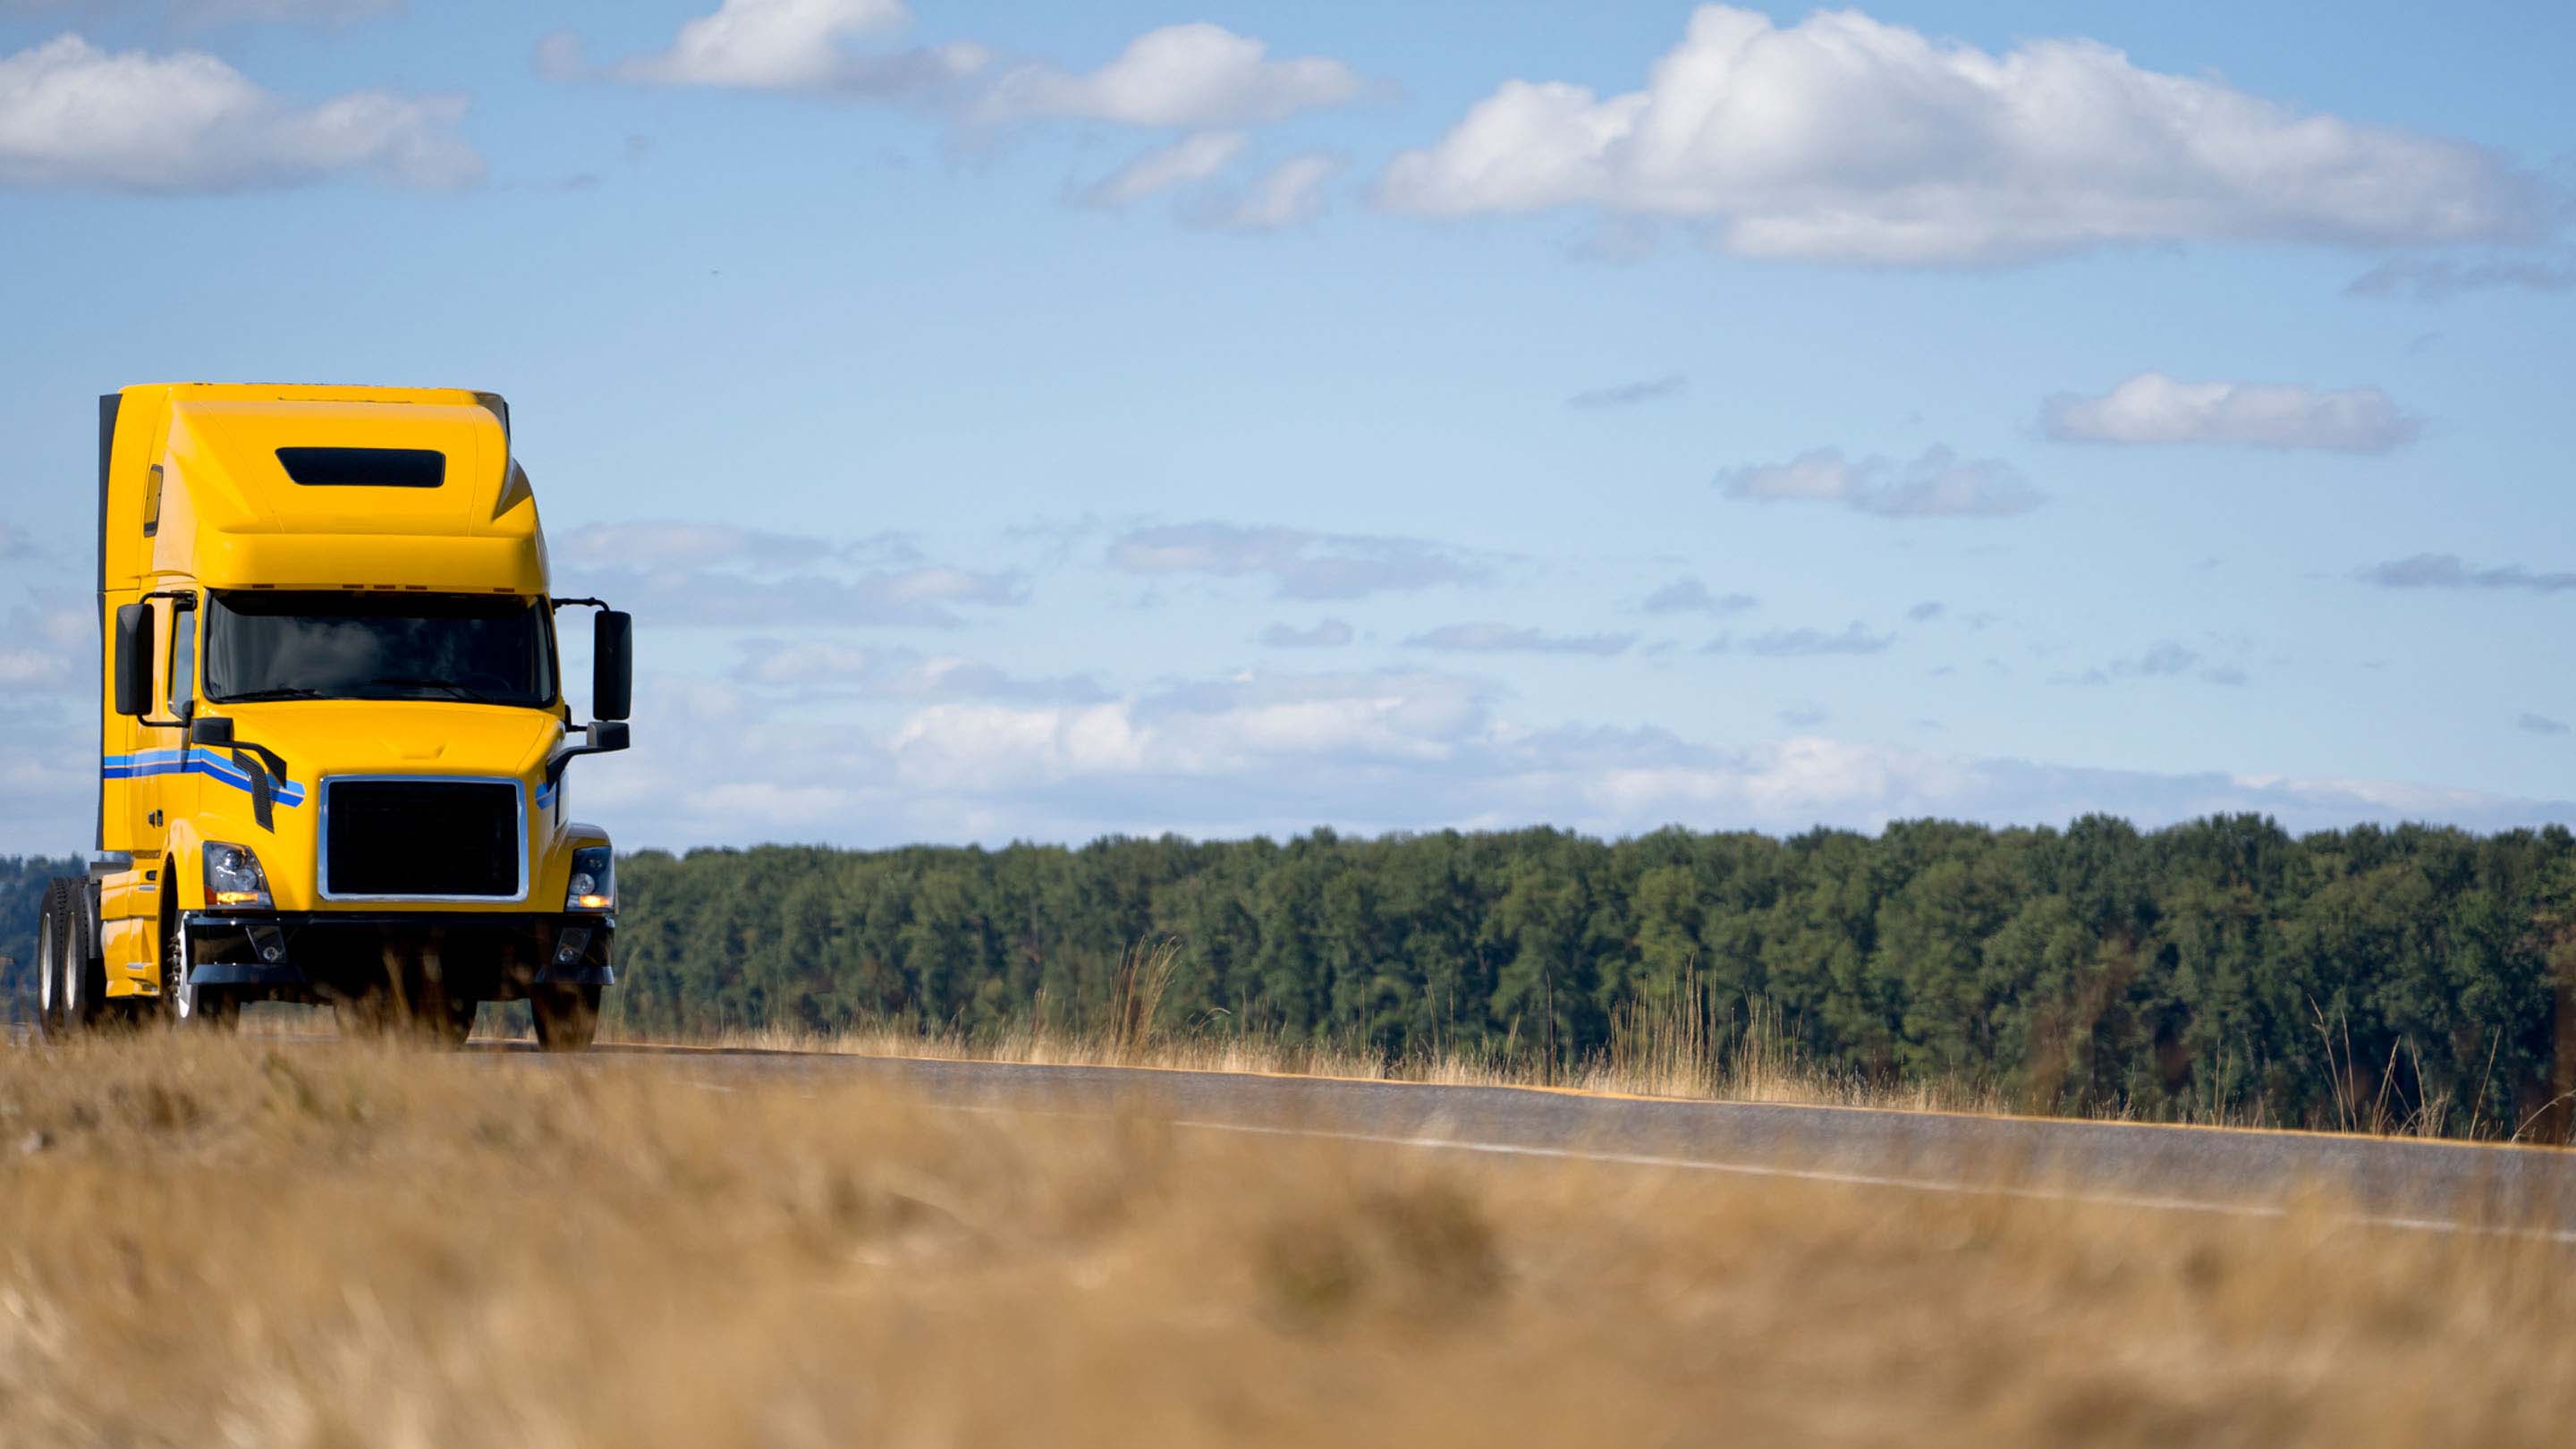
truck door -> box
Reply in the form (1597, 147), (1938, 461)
(116, 594), (190, 850)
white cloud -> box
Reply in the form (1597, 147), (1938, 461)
(1403, 623), (1638, 657)
(1376, 4), (2546, 264)
(1206, 153), (1341, 230)
(985, 23), (1361, 128)
(0, 33), (481, 191)
(1107, 521), (1495, 599)
(564, 664), (2576, 849)
(591, 0), (985, 96)
(2041, 373), (2419, 453)
(1076, 129), (1243, 209)
(1719, 445), (2041, 519)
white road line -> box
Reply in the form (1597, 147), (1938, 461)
(907, 1097), (2576, 1247)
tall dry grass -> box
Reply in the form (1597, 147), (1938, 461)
(3, 1034), (2574, 1446)
(643, 973), (2017, 1117)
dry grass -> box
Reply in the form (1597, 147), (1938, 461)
(4, 1035), (2575, 1447)
(626, 976), (2016, 1117)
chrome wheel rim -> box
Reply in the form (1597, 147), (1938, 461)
(59, 913), (78, 1018)
(37, 910), (54, 1015)
(168, 928), (194, 1020)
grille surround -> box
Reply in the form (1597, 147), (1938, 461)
(318, 776), (528, 902)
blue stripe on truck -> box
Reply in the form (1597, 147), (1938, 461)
(100, 749), (309, 807)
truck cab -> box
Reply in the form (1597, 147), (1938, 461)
(33, 384), (631, 1048)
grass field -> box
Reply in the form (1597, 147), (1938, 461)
(4, 1035), (2573, 1446)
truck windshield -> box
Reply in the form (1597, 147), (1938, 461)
(204, 591), (555, 708)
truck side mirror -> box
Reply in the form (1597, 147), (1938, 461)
(592, 609), (632, 722)
(113, 604), (153, 717)
(189, 716), (234, 747)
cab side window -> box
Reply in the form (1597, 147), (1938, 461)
(167, 600), (197, 720)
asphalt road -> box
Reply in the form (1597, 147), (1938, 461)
(575, 1046), (2576, 1242)
(13, 1023), (2572, 1237)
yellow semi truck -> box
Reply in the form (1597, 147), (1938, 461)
(28, 384), (631, 1048)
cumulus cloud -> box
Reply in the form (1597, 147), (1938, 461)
(1259, 618), (1356, 648)
(1641, 577), (1755, 615)
(1402, 623), (1638, 657)
(0, 33), (482, 191)
(1107, 521), (1495, 600)
(555, 663), (2576, 851)
(1376, 4), (2546, 265)
(1568, 374), (1686, 409)
(1201, 153), (1341, 231)
(983, 23), (1361, 127)
(1718, 445), (2041, 519)
(1076, 129), (1242, 208)
(2359, 555), (2576, 593)
(1906, 601), (1945, 623)
(575, 0), (987, 95)
(2040, 373), (2419, 453)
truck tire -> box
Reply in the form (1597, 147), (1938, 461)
(33, 881), (66, 1040)
(530, 985), (600, 1053)
(36, 879), (101, 1040)
(164, 919), (237, 1030)
(65, 881), (104, 1033)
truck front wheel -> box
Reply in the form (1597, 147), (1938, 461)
(165, 919), (238, 1030)
(530, 986), (600, 1053)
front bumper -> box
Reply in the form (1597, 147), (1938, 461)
(182, 911), (616, 1001)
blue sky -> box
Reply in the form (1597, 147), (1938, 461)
(3, 0), (2572, 852)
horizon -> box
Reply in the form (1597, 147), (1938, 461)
(4, 2), (2573, 854)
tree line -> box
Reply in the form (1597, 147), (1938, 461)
(613, 816), (2576, 1138)
(11, 819), (2575, 1138)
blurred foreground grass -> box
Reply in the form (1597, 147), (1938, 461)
(3, 1036), (2572, 1447)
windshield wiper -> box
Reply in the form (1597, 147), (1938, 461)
(218, 686), (329, 701)
(361, 676), (506, 704)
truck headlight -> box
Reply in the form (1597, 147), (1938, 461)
(565, 845), (614, 912)
(203, 842), (273, 910)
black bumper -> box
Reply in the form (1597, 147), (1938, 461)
(182, 911), (616, 1000)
